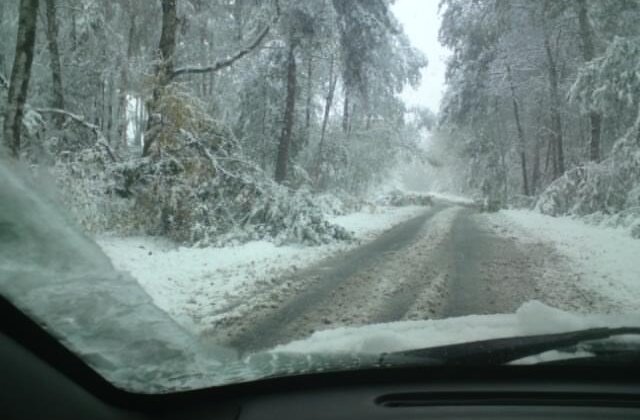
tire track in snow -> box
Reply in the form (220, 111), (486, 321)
(216, 203), (603, 355)
(443, 210), (610, 317)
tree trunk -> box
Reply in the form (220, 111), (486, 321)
(44, 0), (64, 118)
(2, 0), (39, 158)
(544, 129), (553, 179)
(319, 57), (337, 153)
(494, 100), (509, 202)
(0, 1), (5, 74)
(274, 42), (297, 184)
(348, 101), (356, 134)
(342, 87), (349, 133)
(156, 0), (178, 87)
(107, 73), (116, 142)
(544, 34), (565, 178)
(70, 9), (77, 52)
(576, 0), (602, 162)
(142, 0), (178, 156)
(531, 131), (541, 195)
(305, 55), (313, 130)
(260, 82), (268, 170)
(232, 0), (244, 40)
(314, 55), (337, 184)
(506, 64), (530, 196)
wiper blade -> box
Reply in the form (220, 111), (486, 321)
(380, 327), (640, 366)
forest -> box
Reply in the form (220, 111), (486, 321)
(432, 0), (640, 236)
(2, 0), (640, 246)
(1, 0), (432, 246)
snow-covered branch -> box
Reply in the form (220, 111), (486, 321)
(36, 107), (99, 132)
(35, 108), (119, 162)
(170, 23), (272, 80)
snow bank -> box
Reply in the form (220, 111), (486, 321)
(97, 236), (332, 331)
(272, 300), (640, 355)
(497, 210), (640, 311)
(97, 206), (428, 333)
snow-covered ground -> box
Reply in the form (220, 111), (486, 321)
(490, 210), (640, 312)
(97, 205), (427, 333)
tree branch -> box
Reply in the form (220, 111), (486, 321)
(170, 17), (274, 80)
(35, 107), (119, 162)
(36, 107), (100, 132)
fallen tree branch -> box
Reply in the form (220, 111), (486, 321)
(36, 107), (99, 132)
(34, 107), (119, 162)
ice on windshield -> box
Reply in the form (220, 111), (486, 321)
(0, 163), (229, 392)
(2, 0), (640, 393)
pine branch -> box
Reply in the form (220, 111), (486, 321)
(170, 24), (272, 80)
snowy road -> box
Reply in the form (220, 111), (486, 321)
(220, 202), (609, 353)
(444, 209), (607, 317)
(100, 199), (636, 355)
(225, 204), (448, 351)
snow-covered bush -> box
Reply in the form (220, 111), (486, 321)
(535, 131), (640, 235)
(105, 90), (351, 246)
(537, 134), (640, 216)
(31, 89), (352, 247)
(114, 152), (351, 246)
(49, 149), (134, 234)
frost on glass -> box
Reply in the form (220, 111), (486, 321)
(0, 164), (219, 392)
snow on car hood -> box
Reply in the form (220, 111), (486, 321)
(271, 300), (640, 356)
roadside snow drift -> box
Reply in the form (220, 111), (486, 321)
(494, 210), (640, 312)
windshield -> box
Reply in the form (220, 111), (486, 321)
(2, 0), (640, 393)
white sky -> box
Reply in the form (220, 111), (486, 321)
(391, 0), (451, 113)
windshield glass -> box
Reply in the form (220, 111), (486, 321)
(2, 0), (640, 393)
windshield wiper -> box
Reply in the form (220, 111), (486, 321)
(379, 327), (640, 366)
